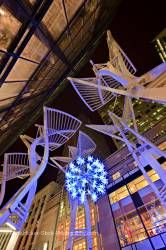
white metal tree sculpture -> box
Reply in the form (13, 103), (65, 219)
(51, 131), (107, 250)
(67, 30), (166, 211)
(86, 111), (166, 208)
(106, 30), (137, 79)
(0, 107), (81, 232)
(68, 67), (120, 112)
(51, 131), (96, 170)
(0, 153), (30, 207)
(68, 30), (166, 106)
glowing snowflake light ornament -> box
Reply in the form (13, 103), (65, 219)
(65, 155), (108, 204)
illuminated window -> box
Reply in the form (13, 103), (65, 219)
(149, 170), (160, 182)
(0, 6), (21, 52)
(73, 239), (86, 250)
(110, 170), (160, 204)
(64, 219), (70, 240)
(128, 170), (159, 194)
(162, 162), (166, 170)
(112, 171), (121, 180)
(159, 141), (166, 150)
(76, 207), (85, 229)
(59, 201), (65, 217)
(90, 207), (95, 226)
(109, 186), (129, 204)
(115, 211), (147, 247)
(92, 235), (98, 250)
(56, 223), (65, 241)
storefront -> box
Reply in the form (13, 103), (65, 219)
(109, 169), (166, 249)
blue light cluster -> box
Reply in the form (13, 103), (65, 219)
(65, 155), (108, 204)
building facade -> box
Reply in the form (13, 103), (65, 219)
(1, 119), (165, 250)
(14, 181), (60, 250)
(98, 96), (166, 149)
(152, 28), (166, 62)
(11, 180), (103, 250)
(105, 118), (166, 250)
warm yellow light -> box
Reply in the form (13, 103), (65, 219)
(0, 227), (13, 232)
(43, 242), (48, 250)
(0, 8), (5, 16)
(5, 222), (16, 231)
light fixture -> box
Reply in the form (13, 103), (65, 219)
(0, 8), (5, 16)
(65, 155), (108, 204)
(5, 222), (16, 231)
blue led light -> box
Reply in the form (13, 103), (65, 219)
(65, 155), (108, 204)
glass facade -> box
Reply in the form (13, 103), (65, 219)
(0, 5), (21, 55)
(0, 0), (115, 156)
(98, 98), (166, 149)
(153, 28), (166, 62)
(109, 170), (166, 248)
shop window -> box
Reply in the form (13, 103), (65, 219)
(110, 185), (166, 247)
(109, 186), (129, 204)
(138, 199), (166, 236)
(114, 202), (147, 247)
(128, 170), (159, 194)
(76, 207), (85, 229)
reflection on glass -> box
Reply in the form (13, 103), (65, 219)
(5, 31), (49, 81)
(65, 0), (84, 19)
(111, 194), (147, 247)
(139, 200), (166, 236)
(109, 176), (166, 247)
(128, 170), (159, 194)
(116, 212), (147, 246)
(43, 0), (66, 40)
(73, 235), (98, 250)
(110, 170), (160, 204)
(21, 32), (48, 63)
(0, 6), (20, 52)
(43, 0), (83, 40)
(5, 59), (38, 81)
(110, 186), (129, 204)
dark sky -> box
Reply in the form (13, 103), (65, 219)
(1, 0), (165, 206)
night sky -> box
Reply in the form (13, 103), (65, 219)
(0, 0), (165, 206)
